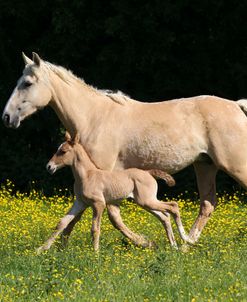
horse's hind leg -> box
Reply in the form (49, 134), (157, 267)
(189, 161), (218, 243)
(107, 204), (154, 248)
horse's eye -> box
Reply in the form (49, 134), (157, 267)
(23, 81), (32, 88)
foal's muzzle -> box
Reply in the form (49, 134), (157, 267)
(46, 163), (56, 175)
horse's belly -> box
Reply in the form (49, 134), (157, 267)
(117, 133), (206, 173)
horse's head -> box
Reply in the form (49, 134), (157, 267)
(46, 132), (80, 174)
(2, 52), (52, 128)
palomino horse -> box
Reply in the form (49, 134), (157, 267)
(2, 52), (247, 245)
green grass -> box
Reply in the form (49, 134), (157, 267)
(0, 184), (246, 301)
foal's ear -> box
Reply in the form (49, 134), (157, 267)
(73, 133), (80, 144)
(22, 52), (33, 66)
(65, 131), (71, 141)
(32, 52), (41, 67)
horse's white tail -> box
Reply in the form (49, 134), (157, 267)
(237, 99), (247, 115)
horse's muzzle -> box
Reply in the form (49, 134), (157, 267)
(2, 113), (10, 127)
(2, 112), (20, 128)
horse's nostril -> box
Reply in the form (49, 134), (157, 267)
(3, 113), (10, 125)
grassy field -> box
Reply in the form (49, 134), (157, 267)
(0, 181), (246, 302)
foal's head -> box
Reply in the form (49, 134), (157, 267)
(47, 132), (79, 174)
(2, 52), (52, 128)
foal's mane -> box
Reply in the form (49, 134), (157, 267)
(42, 61), (130, 105)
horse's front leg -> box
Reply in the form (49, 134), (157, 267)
(37, 200), (87, 253)
(106, 204), (154, 248)
(189, 162), (218, 243)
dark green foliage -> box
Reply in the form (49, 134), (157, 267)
(0, 0), (246, 194)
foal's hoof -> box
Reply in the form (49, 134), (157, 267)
(149, 240), (158, 249)
(135, 235), (156, 249)
(180, 242), (198, 253)
(139, 239), (157, 249)
(36, 247), (45, 255)
(171, 243), (178, 250)
(184, 236), (196, 245)
(180, 243), (191, 253)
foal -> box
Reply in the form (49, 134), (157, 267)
(37, 133), (188, 253)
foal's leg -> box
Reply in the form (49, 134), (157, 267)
(136, 197), (189, 243)
(134, 179), (189, 244)
(91, 202), (105, 251)
(149, 211), (177, 248)
(60, 211), (84, 248)
(37, 200), (87, 253)
(107, 204), (154, 247)
(189, 162), (218, 243)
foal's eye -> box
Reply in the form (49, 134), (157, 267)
(59, 150), (66, 155)
(23, 81), (32, 88)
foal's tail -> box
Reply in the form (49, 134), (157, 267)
(237, 99), (247, 115)
(148, 170), (175, 187)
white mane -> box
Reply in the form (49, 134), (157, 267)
(98, 89), (130, 104)
(42, 61), (131, 105)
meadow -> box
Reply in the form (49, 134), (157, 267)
(0, 181), (246, 302)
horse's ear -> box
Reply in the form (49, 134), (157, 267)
(32, 52), (41, 67)
(65, 131), (71, 141)
(22, 52), (33, 65)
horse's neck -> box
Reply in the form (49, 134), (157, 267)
(71, 144), (98, 181)
(49, 73), (110, 137)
